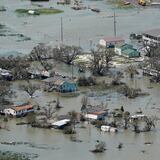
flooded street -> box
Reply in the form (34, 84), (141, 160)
(1, 0), (160, 159)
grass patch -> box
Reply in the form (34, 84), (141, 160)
(108, 0), (135, 9)
(15, 8), (63, 15)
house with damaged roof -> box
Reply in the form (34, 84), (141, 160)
(3, 103), (34, 117)
(142, 28), (160, 44)
(43, 76), (78, 93)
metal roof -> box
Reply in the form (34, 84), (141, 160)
(52, 119), (70, 127)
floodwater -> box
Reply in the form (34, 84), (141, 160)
(0, 0), (160, 54)
(1, 68), (160, 160)
(1, 0), (160, 160)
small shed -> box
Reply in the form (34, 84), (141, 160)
(129, 114), (145, 122)
(101, 125), (118, 132)
(115, 43), (133, 56)
(51, 119), (70, 129)
(85, 110), (108, 120)
(122, 48), (140, 58)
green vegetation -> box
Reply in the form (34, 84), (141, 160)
(108, 0), (135, 9)
(15, 8), (63, 15)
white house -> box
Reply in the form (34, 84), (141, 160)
(129, 114), (145, 122)
(101, 125), (118, 133)
(4, 104), (34, 117)
(85, 110), (107, 120)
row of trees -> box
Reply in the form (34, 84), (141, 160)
(0, 55), (30, 80)
(30, 43), (82, 65)
(0, 80), (12, 106)
(29, 43), (116, 76)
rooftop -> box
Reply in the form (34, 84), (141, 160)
(12, 104), (33, 112)
(52, 119), (70, 127)
(143, 28), (160, 38)
(89, 110), (107, 115)
(102, 36), (124, 43)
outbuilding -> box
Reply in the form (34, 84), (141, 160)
(99, 36), (125, 47)
(142, 28), (160, 44)
(4, 104), (34, 117)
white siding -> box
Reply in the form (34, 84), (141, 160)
(142, 35), (160, 44)
(115, 47), (122, 55)
(85, 114), (98, 120)
(4, 108), (16, 116)
(99, 39), (107, 46)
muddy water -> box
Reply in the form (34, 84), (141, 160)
(1, 0), (160, 159)
(0, 0), (160, 54)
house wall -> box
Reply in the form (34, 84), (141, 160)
(16, 108), (34, 116)
(85, 113), (105, 120)
(59, 82), (77, 92)
(4, 108), (16, 116)
(99, 39), (106, 46)
(115, 47), (122, 55)
(85, 114), (98, 120)
(142, 35), (160, 44)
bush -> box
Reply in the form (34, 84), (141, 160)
(78, 76), (96, 86)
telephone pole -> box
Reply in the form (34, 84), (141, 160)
(61, 17), (63, 43)
(113, 11), (116, 37)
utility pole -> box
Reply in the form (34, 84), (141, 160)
(61, 17), (63, 43)
(113, 11), (116, 37)
(71, 63), (73, 79)
(78, 37), (81, 47)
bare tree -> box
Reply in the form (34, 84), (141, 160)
(143, 116), (156, 132)
(29, 43), (52, 61)
(0, 56), (30, 80)
(112, 71), (123, 85)
(90, 46), (115, 76)
(0, 80), (12, 106)
(123, 111), (130, 129)
(59, 45), (82, 64)
(118, 84), (141, 98)
(91, 141), (106, 153)
(125, 65), (139, 79)
(81, 96), (88, 112)
(19, 80), (40, 98)
(68, 110), (77, 131)
(42, 103), (56, 120)
(90, 48), (104, 75)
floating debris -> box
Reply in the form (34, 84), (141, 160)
(144, 142), (153, 145)
(117, 142), (123, 149)
(0, 150), (39, 160)
(0, 141), (60, 150)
